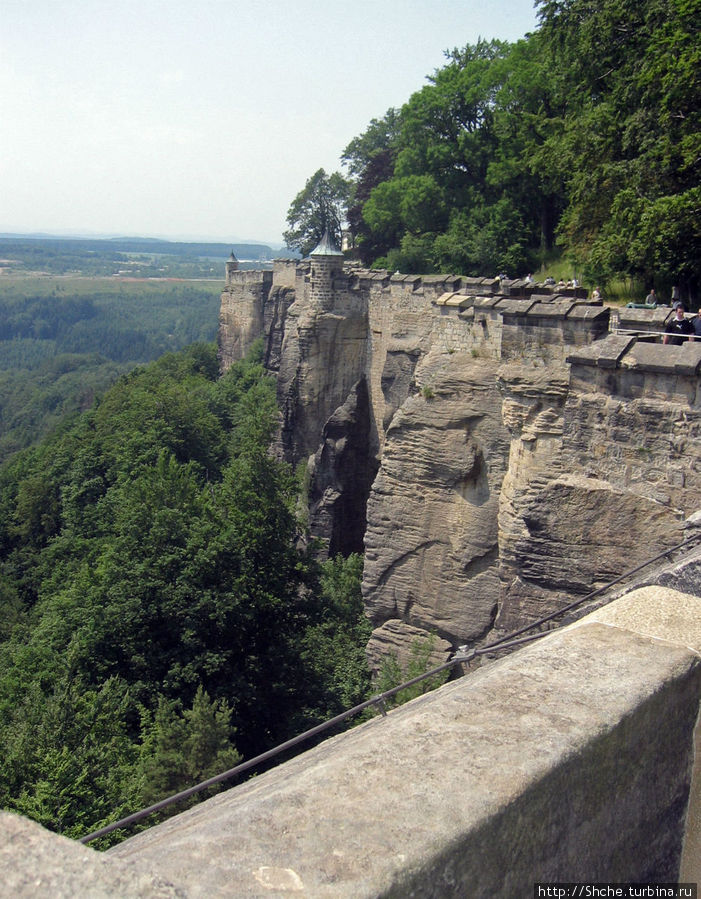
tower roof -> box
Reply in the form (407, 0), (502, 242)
(228, 249), (238, 261)
(309, 228), (343, 258)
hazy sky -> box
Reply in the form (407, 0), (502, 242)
(1, 0), (538, 245)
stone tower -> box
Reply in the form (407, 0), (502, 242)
(309, 229), (344, 310)
(225, 249), (239, 285)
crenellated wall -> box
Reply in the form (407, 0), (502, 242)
(218, 260), (701, 666)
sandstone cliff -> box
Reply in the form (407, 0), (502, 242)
(219, 261), (701, 671)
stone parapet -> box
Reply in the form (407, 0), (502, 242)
(102, 584), (701, 897)
(566, 333), (637, 369)
(568, 336), (701, 404)
(0, 811), (184, 897)
(500, 300), (609, 362)
(616, 305), (672, 333)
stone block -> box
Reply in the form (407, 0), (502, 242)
(566, 334), (636, 368)
(621, 342), (701, 374)
(0, 812), (183, 898)
(617, 307), (669, 329)
(566, 304), (610, 323)
(527, 300), (574, 318)
(473, 295), (502, 309)
(496, 299), (538, 316)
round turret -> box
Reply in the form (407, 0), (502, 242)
(309, 229), (343, 309)
(225, 249), (239, 285)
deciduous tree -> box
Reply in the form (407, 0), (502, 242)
(283, 168), (351, 256)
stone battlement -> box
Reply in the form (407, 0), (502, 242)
(219, 257), (701, 670)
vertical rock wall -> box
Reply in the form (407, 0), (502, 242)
(276, 292), (369, 467)
(219, 265), (701, 670)
(218, 270), (273, 369)
(362, 350), (510, 667)
(495, 336), (701, 634)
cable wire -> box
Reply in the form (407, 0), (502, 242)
(79, 530), (701, 845)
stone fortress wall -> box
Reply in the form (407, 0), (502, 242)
(219, 255), (701, 667)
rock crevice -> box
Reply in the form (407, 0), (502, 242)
(219, 264), (701, 664)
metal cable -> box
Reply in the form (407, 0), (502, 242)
(79, 530), (701, 845)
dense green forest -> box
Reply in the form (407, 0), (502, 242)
(287, 0), (700, 299)
(0, 342), (373, 843)
(0, 279), (223, 461)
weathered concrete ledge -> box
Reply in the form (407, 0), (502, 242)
(4, 586), (700, 897)
(572, 586), (701, 884)
(106, 587), (700, 897)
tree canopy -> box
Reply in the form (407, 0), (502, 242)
(283, 168), (352, 256)
(288, 0), (700, 297)
(0, 341), (371, 842)
(535, 0), (701, 292)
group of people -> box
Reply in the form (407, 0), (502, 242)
(663, 300), (700, 345)
(533, 275), (580, 289)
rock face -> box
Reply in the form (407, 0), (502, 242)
(306, 377), (378, 559)
(219, 265), (701, 667)
(362, 351), (510, 665)
(495, 338), (701, 635)
(276, 300), (369, 466)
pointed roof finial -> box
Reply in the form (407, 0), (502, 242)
(309, 228), (343, 257)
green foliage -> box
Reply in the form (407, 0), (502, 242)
(299, 554), (372, 722)
(0, 279), (223, 461)
(375, 633), (450, 710)
(534, 0), (701, 292)
(0, 343), (372, 841)
(347, 39), (561, 276)
(330, 1), (699, 294)
(135, 687), (241, 813)
(283, 168), (352, 256)
(0, 676), (137, 839)
(342, 110), (402, 264)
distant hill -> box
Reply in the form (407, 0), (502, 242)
(0, 235), (299, 278)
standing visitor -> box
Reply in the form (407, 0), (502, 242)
(663, 302), (693, 344)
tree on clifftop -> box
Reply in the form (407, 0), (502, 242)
(535, 0), (701, 292)
(283, 168), (351, 256)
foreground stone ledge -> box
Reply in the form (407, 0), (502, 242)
(570, 585), (701, 884)
(0, 812), (184, 898)
(106, 602), (701, 898)
(4, 587), (700, 898)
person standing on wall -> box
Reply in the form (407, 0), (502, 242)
(663, 302), (694, 344)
